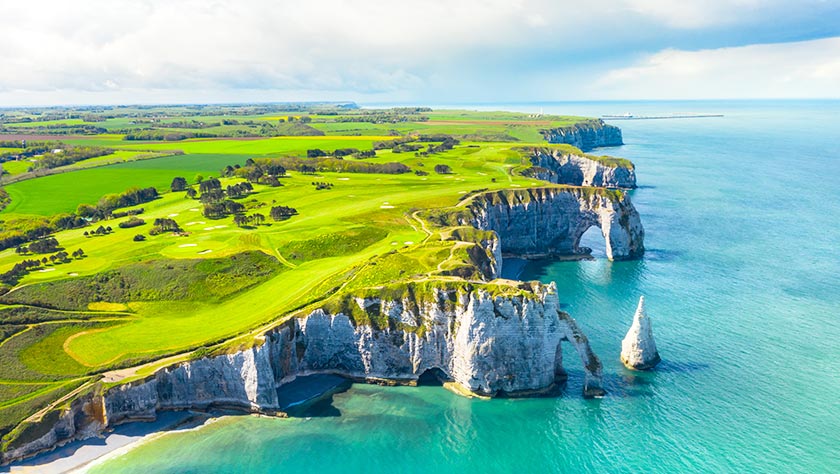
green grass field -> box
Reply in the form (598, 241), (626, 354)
(0, 106), (632, 444)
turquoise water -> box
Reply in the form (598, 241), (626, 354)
(91, 101), (840, 473)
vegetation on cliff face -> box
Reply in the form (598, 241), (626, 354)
(0, 105), (634, 453)
(515, 144), (635, 169)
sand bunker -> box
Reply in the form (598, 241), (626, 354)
(197, 249), (213, 254)
(178, 243), (197, 248)
(39, 268), (56, 273)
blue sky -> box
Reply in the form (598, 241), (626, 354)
(1, 0), (839, 106)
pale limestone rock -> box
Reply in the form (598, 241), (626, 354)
(540, 120), (623, 151)
(527, 148), (636, 188)
(2, 283), (607, 465)
(620, 296), (661, 370)
(463, 188), (644, 261)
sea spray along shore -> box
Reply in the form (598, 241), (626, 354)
(0, 106), (641, 465)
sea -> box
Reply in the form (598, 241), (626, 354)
(88, 100), (840, 473)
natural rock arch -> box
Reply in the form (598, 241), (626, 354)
(464, 188), (645, 261)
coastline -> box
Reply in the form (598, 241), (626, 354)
(5, 411), (210, 474)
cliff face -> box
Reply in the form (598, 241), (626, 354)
(2, 282), (605, 464)
(525, 148), (636, 189)
(462, 188), (644, 261)
(541, 120), (623, 151)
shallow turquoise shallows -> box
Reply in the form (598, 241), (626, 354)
(90, 101), (840, 474)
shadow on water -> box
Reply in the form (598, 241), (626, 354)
(287, 395), (343, 418)
(641, 248), (684, 262)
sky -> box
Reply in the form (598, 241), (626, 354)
(1, 0), (839, 106)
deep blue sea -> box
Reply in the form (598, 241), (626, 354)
(90, 101), (840, 473)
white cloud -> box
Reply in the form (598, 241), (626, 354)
(619, 0), (765, 29)
(0, 0), (837, 104)
(594, 37), (840, 99)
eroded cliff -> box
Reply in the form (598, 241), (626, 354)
(522, 146), (636, 188)
(434, 188), (644, 261)
(541, 120), (623, 151)
(2, 281), (605, 464)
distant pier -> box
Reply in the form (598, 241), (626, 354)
(601, 113), (723, 120)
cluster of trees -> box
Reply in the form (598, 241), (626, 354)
(149, 218), (181, 235)
(111, 208), (144, 219)
(123, 130), (216, 141)
(0, 124), (106, 135)
(434, 164), (453, 174)
(0, 188), (10, 212)
(392, 143), (423, 153)
(219, 161), (285, 186)
(84, 225), (113, 236)
(249, 156), (410, 175)
(331, 111), (429, 124)
(118, 217), (145, 229)
(190, 178), (253, 219)
(270, 205), (298, 221)
(306, 148), (376, 159)
(0, 216), (78, 253)
(0, 183), (150, 253)
(23, 237), (60, 254)
(312, 181), (333, 190)
(424, 137), (459, 154)
(1, 249), (85, 285)
(0, 141), (111, 165)
(152, 120), (218, 129)
(28, 145), (114, 171)
(233, 213), (265, 227)
(77, 186), (159, 220)
(203, 200), (245, 219)
(373, 137), (413, 150)
(15, 237), (60, 255)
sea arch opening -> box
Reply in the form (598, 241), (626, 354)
(575, 224), (607, 258)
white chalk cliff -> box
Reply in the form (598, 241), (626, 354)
(523, 147), (636, 189)
(620, 296), (661, 370)
(540, 120), (623, 151)
(1, 282), (606, 464)
(452, 187), (645, 261)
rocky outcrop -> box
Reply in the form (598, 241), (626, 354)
(2, 281), (605, 464)
(620, 296), (661, 370)
(458, 188), (644, 261)
(524, 147), (636, 188)
(541, 120), (623, 151)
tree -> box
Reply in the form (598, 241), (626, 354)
(434, 164), (453, 174)
(233, 214), (249, 227)
(170, 177), (188, 192)
(199, 178), (222, 194)
(270, 205), (298, 221)
(251, 213), (265, 225)
(133, 234), (146, 242)
(194, 174), (204, 184)
(186, 187), (197, 199)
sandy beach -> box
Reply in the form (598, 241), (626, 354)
(5, 411), (205, 474)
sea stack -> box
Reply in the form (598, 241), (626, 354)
(620, 296), (661, 370)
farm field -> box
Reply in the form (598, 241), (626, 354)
(0, 104), (627, 450)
